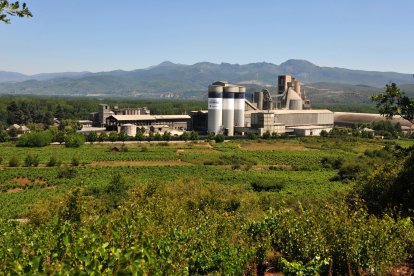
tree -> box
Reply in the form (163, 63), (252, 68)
(64, 133), (85, 148)
(17, 130), (53, 147)
(372, 83), (414, 124)
(189, 131), (199, 141)
(0, 1), (32, 24)
(180, 131), (190, 141)
(86, 132), (98, 143)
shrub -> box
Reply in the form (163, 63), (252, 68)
(248, 204), (414, 275)
(214, 134), (225, 143)
(98, 132), (109, 142)
(355, 148), (414, 216)
(262, 131), (271, 140)
(180, 131), (190, 141)
(8, 156), (19, 167)
(86, 132), (98, 143)
(71, 157), (79, 166)
(59, 188), (82, 223)
(57, 167), (77, 179)
(247, 132), (258, 140)
(251, 180), (284, 192)
(16, 131), (53, 147)
(320, 130), (329, 137)
(320, 157), (344, 169)
(190, 131), (199, 141)
(24, 154), (39, 167)
(103, 174), (129, 210)
(224, 199), (241, 212)
(65, 133), (85, 148)
(47, 156), (59, 167)
(135, 131), (146, 141)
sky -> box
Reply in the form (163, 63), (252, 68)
(1, 0), (413, 75)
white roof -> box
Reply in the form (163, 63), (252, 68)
(111, 115), (156, 121)
(154, 115), (190, 119)
(287, 125), (332, 130)
(109, 114), (190, 121)
(245, 109), (333, 115)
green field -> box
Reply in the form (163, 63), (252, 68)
(0, 138), (413, 274)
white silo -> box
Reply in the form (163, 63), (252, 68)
(223, 86), (237, 136)
(234, 86), (245, 127)
(120, 124), (137, 137)
(207, 85), (223, 134)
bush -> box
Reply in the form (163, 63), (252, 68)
(330, 162), (364, 182)
(214, 134), (225, 143)
(320, 130), (329, 137)
(262, 131), (271, 140)
(248, 204), (414, 275)
(65, 133), (85, 148)
(103, 174), (129, 210)
(320, 157), (344, 169)
(8, 156), (19, 167)
(16, 131), (53, 147)
(86, 132), (98, 143)
(251, 179), (284, 192)
(24, 154), (39, 167)
(355, 148), (414, 216)
(57, 167), (77, 179)
(71, 157), (80, 166)
(47, 156), (60, 167)
(247, 132), (258, 140)
(190, 131), (199, 141)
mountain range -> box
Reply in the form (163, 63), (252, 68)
(1, 60), (413, 104)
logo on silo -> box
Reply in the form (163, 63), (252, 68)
(208, 98), (222, 110)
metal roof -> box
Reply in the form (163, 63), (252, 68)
(109, 114), (190, 121)
(110, 115), (155, 121)
(245, 109), (333, 115)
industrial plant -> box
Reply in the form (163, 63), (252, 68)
(80, 74), (334, 137)
(202, 75), (333, 136)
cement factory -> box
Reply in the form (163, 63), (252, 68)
(201, 75), (333, 136)
(81, 75), (335, 137)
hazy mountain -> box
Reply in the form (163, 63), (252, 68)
(0, 60), (413, 104)
(0, 71), (28, 83)
(0, 71), (90, 83)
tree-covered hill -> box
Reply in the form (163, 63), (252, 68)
(1, 60), (413, 103)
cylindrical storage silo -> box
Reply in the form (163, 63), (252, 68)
(234, 86), (245, 127)
(254, 91), (264, 110)
(223, 86), (237, 136)
(289, 99), (303, 110)
(207, 85), (223, 134)
(120, 124), (137, 137)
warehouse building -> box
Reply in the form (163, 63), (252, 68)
(105, 114), (191, 133)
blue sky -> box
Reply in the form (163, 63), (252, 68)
(1, 0), (413, 74)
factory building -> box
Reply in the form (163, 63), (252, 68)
(204, 75), (334, 136)
(90, 105), (150, 127)
(105, 114), (191, 135)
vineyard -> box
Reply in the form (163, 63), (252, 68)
(0, 138), (413, 274)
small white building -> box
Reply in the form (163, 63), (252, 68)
(287, 125), (333, 136)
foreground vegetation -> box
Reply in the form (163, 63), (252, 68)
(1, 137), (413, 274)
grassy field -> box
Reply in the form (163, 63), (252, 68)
(0, 137), (390, 219)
